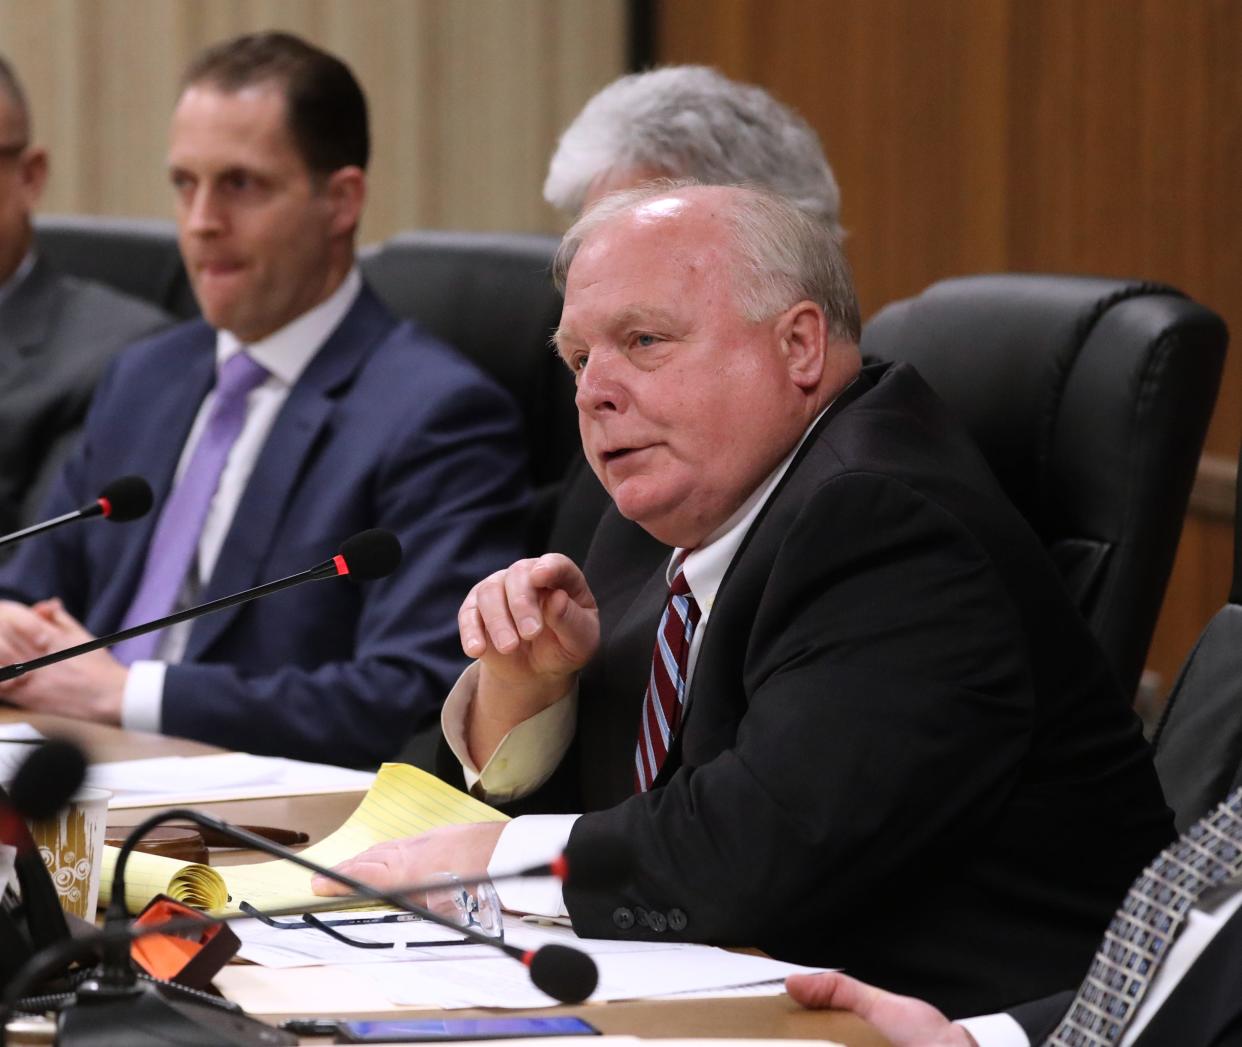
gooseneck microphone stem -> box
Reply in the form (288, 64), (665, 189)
(102, 808), (538, 972)
(0, 507), (98, 550)
(0, 817), (606, 1043)
(3, 856), (605, 1035)
(0, 476), (153, 551)
(0, 561), (337, 683)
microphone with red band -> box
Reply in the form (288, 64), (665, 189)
(1, 800), (620, 1022)
(0, 529), (401, 683)
(97, 807), (601, 1005)
(0, 803), (605, 1042)
(0, 476), (153, 551)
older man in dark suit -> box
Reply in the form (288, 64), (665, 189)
(0, 55), (170, 538)
(316, 183), (1171, 1014)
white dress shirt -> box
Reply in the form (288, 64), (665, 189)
(958, 881), (1242, 1045)
(121, 267), (362, 732)
(442, 405), (833, 917)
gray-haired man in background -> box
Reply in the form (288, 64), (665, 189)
(541, 65), (843, 562)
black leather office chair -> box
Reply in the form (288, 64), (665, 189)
(1153, 445), (1242, 830)
(861, 274), (1227, 699)
(360, 230), (574, 552)
(34, 214), (198, 320)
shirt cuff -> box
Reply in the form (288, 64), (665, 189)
(440, 662), (577, 802)
(121, 660), (165, 733)
(488, 814), (578, 918)
(957, 1013), (1029, 1047)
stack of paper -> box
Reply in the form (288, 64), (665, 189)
(88, 752), (375, 809)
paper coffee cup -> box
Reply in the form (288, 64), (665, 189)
(28, 786), (111, 923)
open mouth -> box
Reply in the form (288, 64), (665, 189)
(602, 448), (637, 463)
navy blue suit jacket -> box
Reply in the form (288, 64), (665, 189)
(0, 285), (530, 766)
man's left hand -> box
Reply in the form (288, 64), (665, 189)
(311, 821), (508, 898)
(786, 972), (978, 1047)
(0, 598), (128, 724)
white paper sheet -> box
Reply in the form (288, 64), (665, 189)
(233, 913), (826, 1009)
(86, 752), (374, 808)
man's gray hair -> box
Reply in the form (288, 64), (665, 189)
(553, 181), (861, 343)
(544, 66), (842, 237)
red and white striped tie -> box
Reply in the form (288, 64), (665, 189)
(634, 563), (701, 792)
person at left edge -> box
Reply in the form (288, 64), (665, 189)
(0, 32), (529, 767)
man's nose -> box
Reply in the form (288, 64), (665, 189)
(574, 350), (627, 415)
(184, 186), (224, 235)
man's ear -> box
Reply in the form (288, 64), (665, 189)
(324, 165), (366, 238)
(18, 147), (48, 207)
(775, 300), (828, 390)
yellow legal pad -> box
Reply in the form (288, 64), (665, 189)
(98, 762), (507, 915)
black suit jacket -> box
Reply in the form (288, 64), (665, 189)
(0, 258), (170, 536)
(451, 362), (1172, 1017)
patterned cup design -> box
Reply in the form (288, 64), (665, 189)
(28, 786), (110, 922)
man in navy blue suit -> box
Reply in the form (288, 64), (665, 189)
(0, 32), (529, 767)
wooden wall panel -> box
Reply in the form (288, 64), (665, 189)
(657, 0), (1242, 695)
(0, 0), (628, 239)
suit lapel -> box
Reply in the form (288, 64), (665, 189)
(183, 288), (395, 659)
(672, 367), (880, 756)
(580, 506), (672, 806)
(1134, 892), (1242, 1044)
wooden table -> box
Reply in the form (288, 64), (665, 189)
(2, 710), (890, 1046)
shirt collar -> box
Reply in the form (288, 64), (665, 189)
(0, 251), (36, 310)
(215, 266), (363, 386)
(674, 398), (838, 613)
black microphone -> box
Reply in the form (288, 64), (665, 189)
(2, 842), (625, 1026)
(0, 529), (402, 683)
(1, 831), (623, 1043)
(3, 738), (88, 834)
(0, 476), (153, 550)
(0, 741), (87, 995)
(99, 808), (598, 1005)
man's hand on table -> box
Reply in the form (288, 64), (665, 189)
(0, 598), (126, 724)
(786, 972), (979, 1047)
(310, 821), (508, 898)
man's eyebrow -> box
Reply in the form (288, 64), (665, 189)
(613, 306), (680, 331)
(550, 327), (574, 358)
(550, 306), (683, 358)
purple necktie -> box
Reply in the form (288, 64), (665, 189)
(113, 351), (269, 665)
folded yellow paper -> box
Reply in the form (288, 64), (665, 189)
(99, 762), (507, 914)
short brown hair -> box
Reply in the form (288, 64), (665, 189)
(0, 54), (31, 141)
(182, 31), (368, 175)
